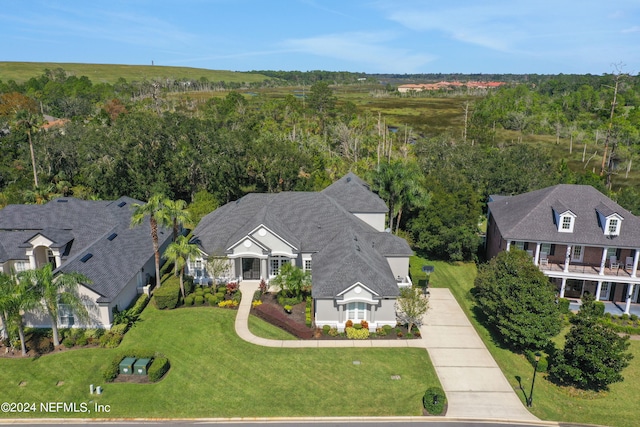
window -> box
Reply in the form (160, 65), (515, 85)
(561, 216), (572, 230)
(58, 304), (74, 327)
(608, 218), (619, 235)
(346, 302), (367, 321)
(514, 241), (525, 251)
(194, 260), (202, 278)
(270, 256), (288, 276)
(304, 259), (312, 272)
(47, 249), (56, 266)
(13, 261), (28, 272)
(540, 243), (551, 255)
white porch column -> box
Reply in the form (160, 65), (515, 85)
(595, 281), (603, 301)
(624, 284), (634, 315)
(559, 278), (567, 298)
(290, 258), (295, 266)
(506, 240), (511, 251)
(53, 251), (62, 269)
(633, 249), (640, 278)
(564, 245), (572, 273)
(599, 247), (608, 276)
(260, 259), (268, 280)
(27, 250), (36, 270)
(534, 242), (541, 265)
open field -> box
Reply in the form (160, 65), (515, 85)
(410, 256), (640, 427)
(0, 305), (439, 418)
(0, 62), (269, 84)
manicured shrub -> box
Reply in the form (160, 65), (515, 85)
(226, 282), (238, 294)
(383, 325), (392, 332)
(62, 337), (75, 348)
(153, 280), (180, 309)
(148, 356), (170, 382)
(232, 290), (242, 303)
(218, 300), (238, 308)
(217, 286), (227, 294)
(525, 350), (548, 373)
(184, 295), (194, 306)
(345, 320), (353, 328)
(75, 335), (89, 347)
(194, 295), (204, 306)
(322, 325), (331, 334)
(376, 327), (388, 336)
(557, 298), (570, 314)
(360, 320), (369, 330)
(203, 286), (212, 294)
(345, 327), (369, 339)
(110, 323), (129, 335)
(215, 291), (226, 300)
(129, 293), (150, 317)
(99, 331), (123, 348)
(195, 288), (204, 297)
(253, 290), (262, 302)
(85, 328), (104, 341)
(353, 323), (362, 330)
(206, 294), (217, 305)
(423, 387), (446, 415)
(278, 295), (302, 307)
(328, 327), (338, 337)
(70, 328), (86, 339)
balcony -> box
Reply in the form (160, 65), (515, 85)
(538, 261), (640, 283)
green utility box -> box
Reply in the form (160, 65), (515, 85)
(133, 358), (152, 375)
(119, 357), (137, 375)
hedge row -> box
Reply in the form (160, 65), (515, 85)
(253, 303), (313, 339)
(148, 356), (170, 382)
(154, 280), (181, 309)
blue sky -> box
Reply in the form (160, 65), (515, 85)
(2, 0), (640, 75)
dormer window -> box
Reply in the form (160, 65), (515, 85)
(557, 212), (576, 233)
(605, 217), (621, 236)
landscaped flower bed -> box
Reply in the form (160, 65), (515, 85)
(252, 292), (421, 340)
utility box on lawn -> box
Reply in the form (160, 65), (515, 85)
(133, 358), (152, 375)
(119, 357), (137, 375)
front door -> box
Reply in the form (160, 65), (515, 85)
(572, 245), (584, 263)
(242, 258), (260, 280)
(600, 282), (611, 300)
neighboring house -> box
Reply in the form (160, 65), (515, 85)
(0, 197), (172, 329)
(190, 172), (413, 331)
(486, 184), (640, 314)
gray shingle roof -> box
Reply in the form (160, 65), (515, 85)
(321, 172), (389, 213)
(0, 197), (172, 303)
(192, 174), (411, 297)
(488, 184), (640, 248)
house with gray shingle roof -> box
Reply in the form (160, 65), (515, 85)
(0, 197), (172, 329)
(486, 184), (640, 314)
(190, 172), (413, 331)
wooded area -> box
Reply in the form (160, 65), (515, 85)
(1, 67), (639, 261)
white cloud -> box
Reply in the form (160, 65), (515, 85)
(281, 31), (436, 73)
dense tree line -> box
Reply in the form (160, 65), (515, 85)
(2, 69), (640, 262)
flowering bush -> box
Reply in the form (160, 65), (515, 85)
(346, 327), (370, 339)
(252, 300), (262, 308)
(218, 300), (239, 308)
(360, 320), (369, 330)
(345, 320), (353, 328)
(226, 281), (238, 294)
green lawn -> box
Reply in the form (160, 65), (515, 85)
(410, 255), (640, 427)
(247, 313), (298, 340)
(0, 305), (439, 418)
(0, 62), (269, 84)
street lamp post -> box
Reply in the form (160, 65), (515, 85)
(526, 352), (541, 407)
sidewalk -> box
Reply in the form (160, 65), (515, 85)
(236, 281), (537, 421)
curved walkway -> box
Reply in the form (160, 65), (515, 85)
(236, 280), (537, 421)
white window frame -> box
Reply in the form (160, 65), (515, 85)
(58, 303), (75, 327)
(346, 302), (367, 321)
(559, 215), (574, 232)
(514, 241), (525, 251)
(13, 261), (28, 273)
(304, 259), (312, 272)
(270, 256), (289, 277)
(606, 218), (620, 236)
(572, 245), (584, 263)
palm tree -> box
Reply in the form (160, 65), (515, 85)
(164, 198), (191, 241)
(13, 109), (43, 188)
(0, 273), (13, 340)
(131, 194), (172, 289)
(164, 235), (201, 298)
(2, 272), (41, 356)
(19, 264), (90, 347)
